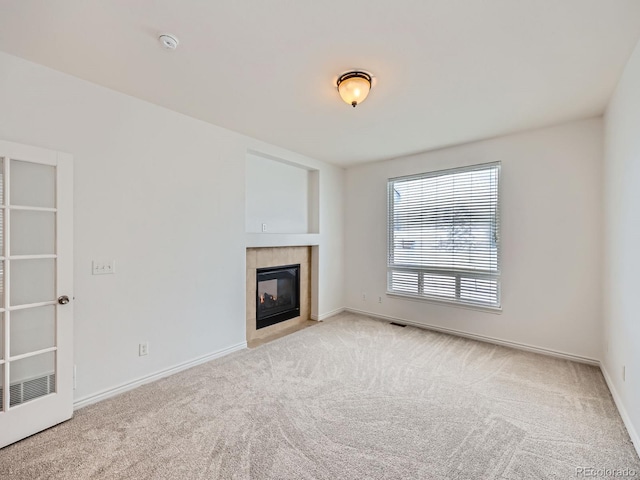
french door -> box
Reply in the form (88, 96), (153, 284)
(0, 140), (73, 448)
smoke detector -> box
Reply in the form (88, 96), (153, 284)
(159, 34), (179, 51)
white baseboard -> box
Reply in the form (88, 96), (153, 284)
(73, 341), (247, 410)
(601, 364), (640, 458)
(311, 307), (345, 322)
(344, 308), (600, 366)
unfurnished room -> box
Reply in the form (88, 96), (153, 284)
(0, 1), (639, 479)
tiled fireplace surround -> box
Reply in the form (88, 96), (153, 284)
(246, 247), (312, 344)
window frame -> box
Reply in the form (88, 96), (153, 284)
(386, 162), (502, 311)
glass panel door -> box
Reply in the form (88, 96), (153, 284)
(0, 140), (73, 449)
(6, 159), (58, 406)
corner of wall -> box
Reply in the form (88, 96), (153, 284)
(601, 34), (640, 458)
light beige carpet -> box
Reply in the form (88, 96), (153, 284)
(0, 312), (638, 479)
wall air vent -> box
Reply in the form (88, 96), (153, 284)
(0, 373), (55, 409)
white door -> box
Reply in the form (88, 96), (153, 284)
(0, 140), (73, 448)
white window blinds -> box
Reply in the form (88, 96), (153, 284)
(387, 162), (501, 308)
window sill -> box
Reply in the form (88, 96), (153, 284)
(386, 291), (503, 315)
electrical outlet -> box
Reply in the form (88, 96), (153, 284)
(139, 342), (149, 357)
(362, 293), (366, 301)
(623, 365), (626, 382)
(378, 296), (382, 303)
(92, 260), (115, 275)
(261, 223), (267, 232)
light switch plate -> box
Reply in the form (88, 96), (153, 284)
(92, 260), (115, 275)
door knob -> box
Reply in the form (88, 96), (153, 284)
(58, 295), (70, 305)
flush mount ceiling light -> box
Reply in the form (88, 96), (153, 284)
(159, 34), (179, 51)
(336, 71), (372, 108)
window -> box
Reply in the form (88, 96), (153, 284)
(387, 162), (501, 309)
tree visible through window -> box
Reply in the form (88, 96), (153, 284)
(387, 163), (501, 308)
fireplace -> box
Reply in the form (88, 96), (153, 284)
(256, 264), (301, 329)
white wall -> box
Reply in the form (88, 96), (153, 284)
(603, 38), (640, 447)
(0, 51), (344, 402)
(246, 153), (312, 234)
(345, 118), (603, 360)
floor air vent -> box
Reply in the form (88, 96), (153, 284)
(0, 373), (55, 409)
(390, 322), (407, 327)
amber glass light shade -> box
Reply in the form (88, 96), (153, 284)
(337, 71), (372, 107)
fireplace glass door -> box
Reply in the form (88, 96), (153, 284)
(256, 264), (300, 329)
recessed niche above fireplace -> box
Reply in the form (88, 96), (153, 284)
(245, 152), (319, 236)
(256, 264), (300, 329)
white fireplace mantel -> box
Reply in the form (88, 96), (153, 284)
(245, 233), (320, 248)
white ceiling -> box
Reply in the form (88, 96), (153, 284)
(1, 1), (640, 167)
